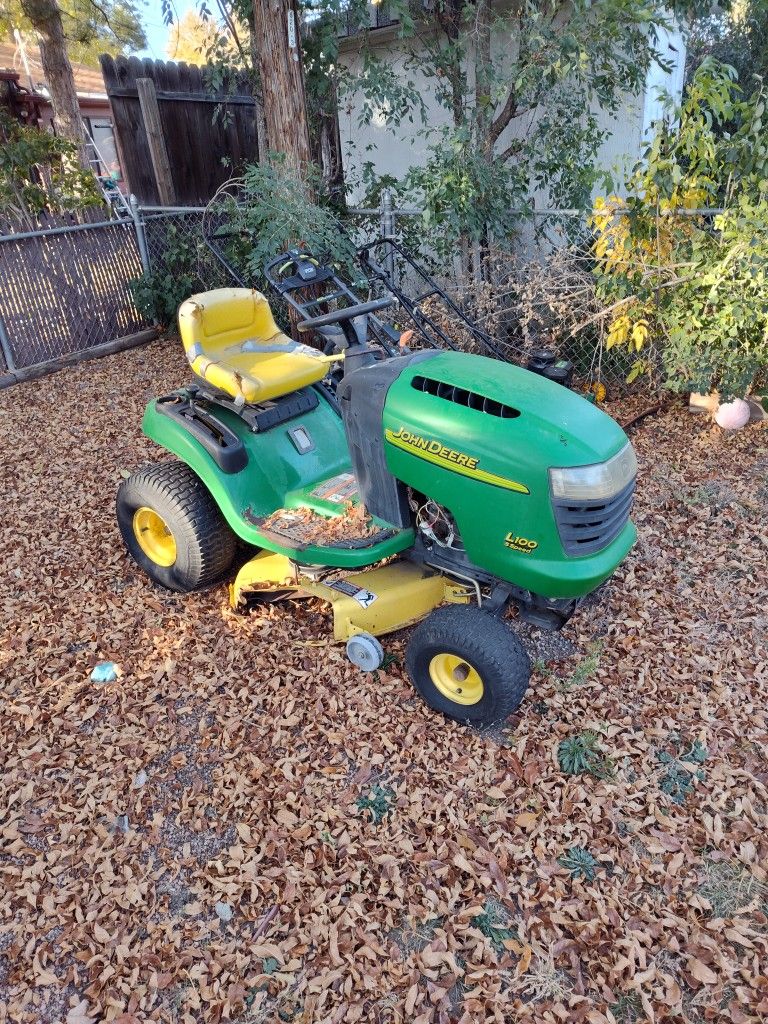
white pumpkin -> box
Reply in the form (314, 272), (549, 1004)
(715, 398), (751, 430)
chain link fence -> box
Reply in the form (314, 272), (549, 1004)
(132, 197), (658, 399)
(0, 194), (702, 397)
(138, 207), (233, 293)
(0, 207), (154, 381)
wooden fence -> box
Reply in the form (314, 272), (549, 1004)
(100, 56), (259, 206)
(0, 207), (154, 380)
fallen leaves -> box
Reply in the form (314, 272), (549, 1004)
(66, 1000), (96, 1024)
(0, 340), (766, 1023)
(262, 500), (380, 545)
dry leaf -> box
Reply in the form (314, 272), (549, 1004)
(689, 958), (718, 985)
(66, 1000), (96, 1024)
(516, 944), (533, 975)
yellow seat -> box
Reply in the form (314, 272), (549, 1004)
(177, 288), (328, 405)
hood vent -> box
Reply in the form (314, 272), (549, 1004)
(412, 375), (520, 419)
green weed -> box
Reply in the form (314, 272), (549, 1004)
(356, 784), (395, 824)
(371, 651), (400, 684)
(557, 845), (598, 882)
(609, 991), (643, 1023)
(657, 739), (708, 805)
(471, 898), (518, 956)
(558, 731), (614, 779)
(558, 641), (604, 692)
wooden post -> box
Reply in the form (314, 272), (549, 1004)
(136, 77), (177, 207)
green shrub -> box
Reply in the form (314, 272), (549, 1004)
(0, 110), (100, 222)
(591, 60), (768, 397)
(128, 224), (201, 328)
(208, 157), (359, 290)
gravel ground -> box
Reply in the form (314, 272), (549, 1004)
(0, 337), (766, 1024)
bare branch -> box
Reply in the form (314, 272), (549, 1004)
(214, 0), (247, 65)
(498, 138), (524, 163)
(488, 88), (518, 147)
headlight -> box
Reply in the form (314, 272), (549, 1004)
(550, 443), (637, 502)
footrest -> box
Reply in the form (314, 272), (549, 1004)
(256, 506), (397, 552)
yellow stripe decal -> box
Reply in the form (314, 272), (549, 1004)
(385, 429), (530, 494)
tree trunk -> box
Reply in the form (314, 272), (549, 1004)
(474, 0), (493, 158)
(251, 0), (312, 174)
(435, 0), (467, 127)
(20, 0), (89, 169)
(313, 78), (345, 208)
(473, 0), (494, 282)
(246, 7), (268, 162)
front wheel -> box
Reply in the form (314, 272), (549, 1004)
(117, 461), (236, 592)
(406, 605), (531, 725)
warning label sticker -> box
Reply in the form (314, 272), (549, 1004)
(327, 579), (377, 608)
(310, 473), (359, 505)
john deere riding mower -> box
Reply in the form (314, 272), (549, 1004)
(117, 251), (637, 725)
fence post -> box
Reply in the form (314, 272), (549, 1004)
(129, 194), (151, 275)
(0, 314), (16, 373)
(380, 188), (397, 286)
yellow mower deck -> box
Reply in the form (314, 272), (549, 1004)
(231, 551), (469, 640)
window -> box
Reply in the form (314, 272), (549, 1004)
(84, 117), (121, 180)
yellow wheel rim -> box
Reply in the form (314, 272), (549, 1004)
(429, 653), (484, 705)
(133, 507), (177, 567)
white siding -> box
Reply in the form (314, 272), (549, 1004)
(642, 23), (687, 139)
(336, 18), (686, 206)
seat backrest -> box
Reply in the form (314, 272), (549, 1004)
(178, 288), (283, 355)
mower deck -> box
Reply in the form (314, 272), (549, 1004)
(231, 551), (469, 640)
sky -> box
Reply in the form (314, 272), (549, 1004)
(135, 0), (195, 61)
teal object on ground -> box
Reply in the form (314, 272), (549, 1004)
(90, 661), (118, 683)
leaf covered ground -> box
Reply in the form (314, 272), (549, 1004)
(0, 338), (766, 1024)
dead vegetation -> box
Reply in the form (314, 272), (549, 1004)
(0, 337), (766, 1023)
(262, 501), (380, 545)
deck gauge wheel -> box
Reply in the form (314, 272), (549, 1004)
(346, 633), (385, 672)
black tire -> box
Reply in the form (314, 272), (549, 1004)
(406, 605), (531, 725)
(116, 461), (236, 592)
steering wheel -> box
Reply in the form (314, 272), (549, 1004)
(296, 297), (395, 332)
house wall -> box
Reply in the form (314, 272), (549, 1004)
(337, 28), (451, 198)
(336, 18), (685, 207)
(30, 98), (123, 182)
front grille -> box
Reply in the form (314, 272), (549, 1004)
(552, 478), (635, 556)
(411, 375), (521, 418)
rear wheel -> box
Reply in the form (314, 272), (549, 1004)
(117, 461), (236, 592)
(406, 605), (531, 725)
